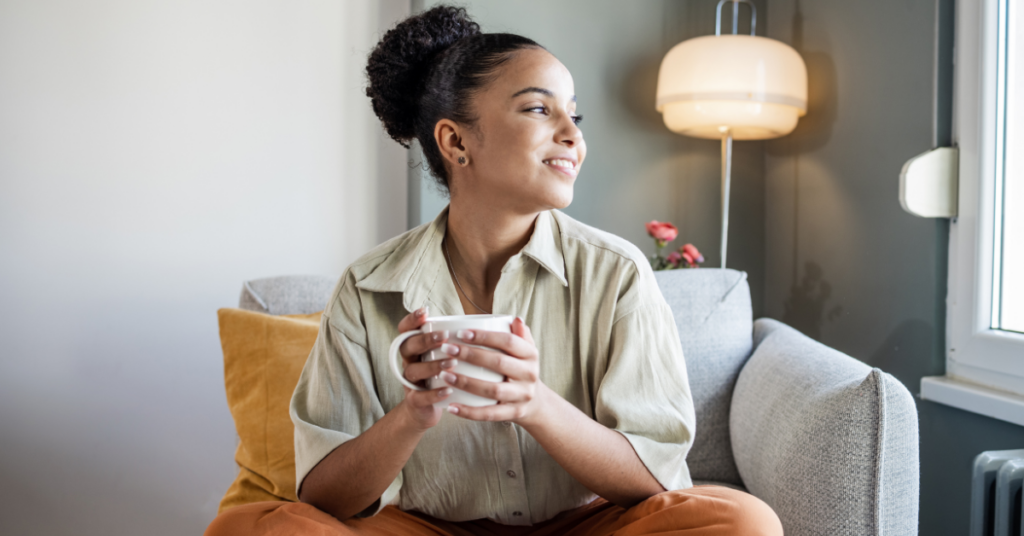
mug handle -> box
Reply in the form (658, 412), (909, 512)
(389, 330), (428, 391)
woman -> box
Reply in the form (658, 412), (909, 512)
(207, 6), (782, 535)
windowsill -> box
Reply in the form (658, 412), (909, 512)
(921, 376), (1024, 427)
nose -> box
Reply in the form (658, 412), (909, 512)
(558, 114), (583, 148)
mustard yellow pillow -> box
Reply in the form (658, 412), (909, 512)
(216, 307), (321, 513)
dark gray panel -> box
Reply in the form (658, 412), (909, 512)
(416, 0), (767, 317)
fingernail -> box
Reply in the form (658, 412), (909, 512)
(431, 330), (448, 342)
(516, 316), (524, 324)
(438, 387), (453, 398)
(456, 329), (474, 341)
(441, 343), (460, 356)
(416, 307), (426, 318)
(440, 358), (458, 369)
(441, 371), (457, 384)
(447, 405), (459, 414)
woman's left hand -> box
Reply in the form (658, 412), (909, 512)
(439, 317), (547, 426)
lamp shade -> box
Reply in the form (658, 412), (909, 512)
(655, 35), (807, 140)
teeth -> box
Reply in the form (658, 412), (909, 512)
(544, 159), (575, 169)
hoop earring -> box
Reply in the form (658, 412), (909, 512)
(458, 156), (466, 165)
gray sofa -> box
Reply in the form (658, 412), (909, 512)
(237, 268), (919, 536)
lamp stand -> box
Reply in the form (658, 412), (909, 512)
(720, 129), (733, 268)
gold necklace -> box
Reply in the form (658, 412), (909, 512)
(443, 234), (491, 314)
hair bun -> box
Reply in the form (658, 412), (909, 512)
(366, 6), (481, 147)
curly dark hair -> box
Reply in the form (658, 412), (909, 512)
(365, 5), (542, 192)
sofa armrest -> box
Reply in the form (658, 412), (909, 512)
(730, 319), (919, 536)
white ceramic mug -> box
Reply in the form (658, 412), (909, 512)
(389, 314), (514, 407)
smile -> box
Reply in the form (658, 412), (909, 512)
(543, 158), (577, 176)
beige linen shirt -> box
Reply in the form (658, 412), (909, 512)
(290, 207), (695, 526)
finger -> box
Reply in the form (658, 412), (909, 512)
(512, 316), (535, 346)
(407, 384), (453, 408)
(440, 343), (537, 382)
(454, 329), (536, 361)
(446, 402), (520, 422)
(400, 330), (449, 362)
(438, 370), (530, 403)
(397, 305), (430, 333)
(403, 357), (458, 384)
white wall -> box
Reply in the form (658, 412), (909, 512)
(0, 1), (407, 534)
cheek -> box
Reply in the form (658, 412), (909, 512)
(481, 127), (543, 168)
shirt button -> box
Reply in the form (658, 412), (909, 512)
(513, 511), (523, 516)
(506, 470), (516, 478)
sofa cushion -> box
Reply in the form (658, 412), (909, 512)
(217, 307), (320, 513)
(731, 319), (919, 536)
(654, 269), (753, 485)
(239, 275), (336, 315)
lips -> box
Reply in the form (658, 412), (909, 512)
(542, 158), (578, 176)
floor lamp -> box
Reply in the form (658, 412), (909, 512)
(655, 0), (808, 268)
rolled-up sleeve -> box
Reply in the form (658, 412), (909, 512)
(289, 273), (401, 516)
(594, 294), (696, 492)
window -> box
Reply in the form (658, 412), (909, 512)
(923, 0), (1024, 425)
(994, 0), (1023, 334)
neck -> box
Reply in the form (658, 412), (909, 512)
(444, 197), (538, 297)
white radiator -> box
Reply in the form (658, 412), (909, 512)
(972, 449), (1024, 536)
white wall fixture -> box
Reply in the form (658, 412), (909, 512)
(656, 0), (807, 268)
(899, 147), (959, 217)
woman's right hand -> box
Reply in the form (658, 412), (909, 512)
(397, 306), (457, 431)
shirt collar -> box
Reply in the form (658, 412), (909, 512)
(355, 207), (568, 314)
(518, 208), (568, 288)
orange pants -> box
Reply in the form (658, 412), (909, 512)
(205, 485), (783, 536)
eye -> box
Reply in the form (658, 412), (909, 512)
(523, 106), (582, 126)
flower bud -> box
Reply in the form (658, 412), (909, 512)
(645, 220), (679, 243)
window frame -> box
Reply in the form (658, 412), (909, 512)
(945, 0), (1024, 396)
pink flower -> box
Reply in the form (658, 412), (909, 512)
(645, 221), (678, 244)
(666, 251), (682, 267)
(680, 244), (704, 267)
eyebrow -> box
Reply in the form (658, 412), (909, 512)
(511, 87), (577, 102)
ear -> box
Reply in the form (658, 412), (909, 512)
(434, 119), (468, 168)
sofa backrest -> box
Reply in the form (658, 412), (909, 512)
(240, 267), (754, 486)
(238, 275), (336, 315)
(654, 268), (753, 486)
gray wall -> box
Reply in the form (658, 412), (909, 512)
(763, 0), (1024, 535)
(407, 1), (1024, 533)
(413, 0), (768, 317)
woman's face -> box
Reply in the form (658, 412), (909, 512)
(451, 48), (585, 213)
